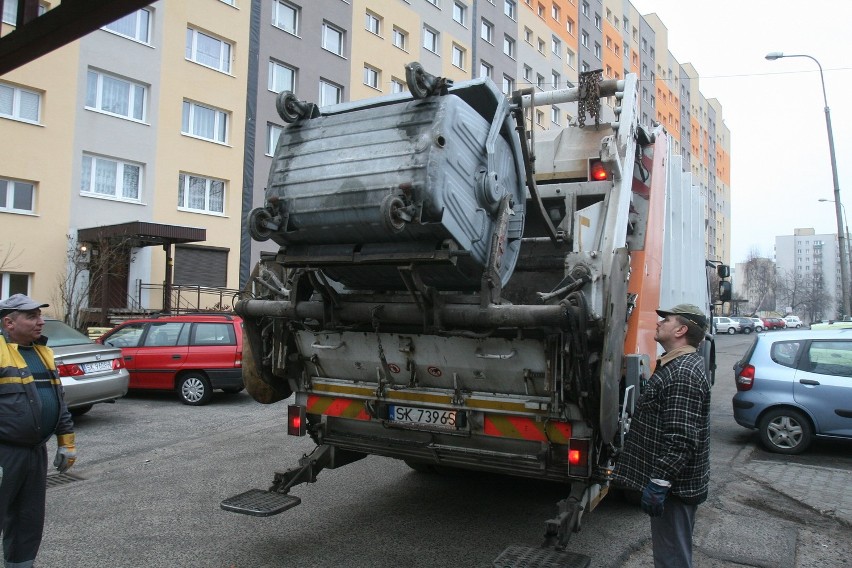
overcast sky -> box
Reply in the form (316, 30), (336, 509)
(629, 0), (852, 267)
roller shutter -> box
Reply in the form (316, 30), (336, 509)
(174, 245), (228, 287)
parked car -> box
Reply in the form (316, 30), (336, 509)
(783, 316), (804, 329)
(731, 316), (756, 334)
(732, 328), (852, 454)
(44, 319), (129, 416)
(750, 317), (765, 332)
(99, 313), (244, 406)
(713, 316), (741, 335)
(761, 317), (786, 330)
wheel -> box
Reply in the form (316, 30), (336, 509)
(727, 327), (737, 335)
(758, 407), (813, 454)
(755, 326), (763, 332)
(178, 373), (213, 406)
(222, 387), (244, 394)
(70, 404), (93, 416)
(742, 327), (752, 334)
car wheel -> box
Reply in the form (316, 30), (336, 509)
(222, 387), (244, 394)
(727, 327), (737, 335)
(755, 326), (763, 332)
(178, 373), (213, 406)
(70, 404), (93, 416)
(758, 408), (813, 454)
(743, 327), (752, 334)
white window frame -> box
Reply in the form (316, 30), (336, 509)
(322, 22), (344, 56)
(502, 75), (514, 95)
(181, 100), (229, 144)
(0, 82), (41, 124)
(393, 26), (408, 50)
(319, 80), (342, 106)
(185, 28), (232, 74)
(551, 71), (560, 89)
(523, 27), (532, 43)
(85, 69), (147, 122)
(423, 26), (439, 53)
(566, 49), (575, 68)
(178, 173), (225, 215)
(363, 65), (380, 90)
(365, 11), (381, 36)
(581, 31), (589, 48)
(594, 13), (601, 29)
(452, 44), (465, 69)
(391, 78), (406, 94)
(272, 0), (299, 35)
(80, 153), (143, 203)
(267, 123), (283, 156)
(551, 4), (560, 21)
(453, 2), (466, 25)
(0, 177), (35, 214)
(0, 273), (30, 299)
(551, 106), (560, 125)
(480, 19), (493, 43)
(594, 42), (601, 59)
(503, 35), (515, 58)
(551, 36), (561, 56)
(582, 1), (589, 17)
(103, 8), (152, 44)
(504, 0), (516, 19)
(268, 59), (296, 93)
(480, 61), (492, 79)
(566, 18), (574, 35)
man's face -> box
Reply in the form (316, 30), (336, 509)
(4, 309), (44, 345)
(654, 315), (685, 345)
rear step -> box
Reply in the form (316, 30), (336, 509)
(220, 489), (301, 517)
(493, 545), (590, 568)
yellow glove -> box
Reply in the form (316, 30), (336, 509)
(54, 433), (77, 473)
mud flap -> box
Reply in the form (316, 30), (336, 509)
(493, 545), (590, 568)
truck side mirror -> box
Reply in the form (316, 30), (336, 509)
(719, 281), (732, 302)
(717, 264), (730, 278)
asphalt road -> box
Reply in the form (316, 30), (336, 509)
(36, 331), (852, 567)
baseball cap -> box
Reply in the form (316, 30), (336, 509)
(0, 294), (49, 315)
(655, 303), (707, 329)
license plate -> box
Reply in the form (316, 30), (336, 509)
(83, 360), (112, 373)
(388, 405), (457, 429)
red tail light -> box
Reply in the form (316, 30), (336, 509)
(568, 438), (590, 477)
(56, 364), (84, 377)
(589, 159), (608, 181)
(736, 364), (755, 391)
(568, 449), (582, 465)
(288, 404), (306, 436)
(112, 358), (125, 370)
(235, 349), (242, 367)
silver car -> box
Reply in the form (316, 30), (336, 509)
(713, 316), (741, 335)
(732, 328), (852, 454)
(45, 319), (130, 416)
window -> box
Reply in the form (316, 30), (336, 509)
(143, 322), (185, 347)
(185, 28), (232, 73)
(192, 323), (236, 346)
(581, 1), (589, 16)
(523, 65), (532, 82)
(85, 69), (146, 121)
(623, 17), (629, 31)
(551, 4), (560, 21)
(178, 173), (225, 214)
(363, 65), (380, 89)
(365, 11), (381, 35)
(580, 31), (588, 47)
(391, 78), (406, 94)
(453, 2), (466, 25)
(272, 0), (299, 35)
(551, 36), (561, 55)
(503, 35), (515, 58)
(81, 154), (142, 202)
(537, 38), (545, 53)
(268, 59), (296, 93)
(641, 38), (647, 53)
(181, 100), (228, 143)
(566, 48), (575, 68)
(103, 8), (151, 43)
(537, 3), (544, 17)
(392, 27), (407, 50)
(0, 273), (29, 299)
(423, 26), (438, 53)
(536, 73), (544, 89)
(594, 13), (601, 29)
(502, 75), (514, 95)
(551, 71), (560, 89)
(319, 80), (342, 106)
(267, 123), (283, 155)
(524, 27), (532, 43)
(504, 0), (516, 19)
(452, 45), (465, 69)
(535, 109), (544, 125)
(2, 1), (16, 24)
(551, 106), (560, 125)
(0, 178), (34, 214)
(0, 82), (41, 123)
(581, 61), (590, 72)
(481, 19), (493, 43)
(322, 22), (344, 56)
(480, 61), (492, 79)
(566, 17), (574, 35)
(594, 42), (601, 59)
(426, 0), (438, 5)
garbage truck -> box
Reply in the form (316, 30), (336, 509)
(221, 63), (723, 566)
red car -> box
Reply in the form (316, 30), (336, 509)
(99, 313), (243, 405)
(761, 317), (786, 330)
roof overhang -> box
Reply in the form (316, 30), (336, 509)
(77, 222), (206, 248)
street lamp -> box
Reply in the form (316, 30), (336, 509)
(819, 199), (852, 296)
(766, 52), (850, 318)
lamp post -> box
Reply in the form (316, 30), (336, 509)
(767, 52), (850, 318)
(819, 198), (852, 297)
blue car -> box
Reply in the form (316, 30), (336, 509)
(732, 329), (852, 454)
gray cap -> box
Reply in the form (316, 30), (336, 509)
(0, 294), (49, 314)
(655, 303), (707, 329)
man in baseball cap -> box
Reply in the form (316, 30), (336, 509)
(654, 303), (708, 331)
(0, 293), (76, 567)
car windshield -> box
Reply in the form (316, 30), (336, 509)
(43, 320), (95, 347)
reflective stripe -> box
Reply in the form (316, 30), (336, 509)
(306, 395), (371, 420)
(0, 375), (34, 385)
(483, 415), (572, 443)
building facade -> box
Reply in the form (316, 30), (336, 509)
(0, 0), (730, 322)
(776, 228), (844, 320)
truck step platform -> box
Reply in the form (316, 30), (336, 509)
(493, 545), (590, 568)
(220, 489), (301, 517)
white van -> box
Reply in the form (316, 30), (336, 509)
(783, 316), (804, 328)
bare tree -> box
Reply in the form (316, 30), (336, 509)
(742, 248), (776, 314)
(0, 242), (22, 272)
(53, 234), (90, 329)
(775, 268), (830, 323)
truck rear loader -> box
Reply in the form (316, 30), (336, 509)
(222, 63), (721, 566)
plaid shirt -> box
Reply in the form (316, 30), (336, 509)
(612, 348), (711, 504)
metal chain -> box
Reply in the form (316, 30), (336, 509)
(577, 70), (603, 128)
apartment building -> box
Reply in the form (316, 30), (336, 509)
(0, 0), (730, 321)
(776, 228), (844, 320)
